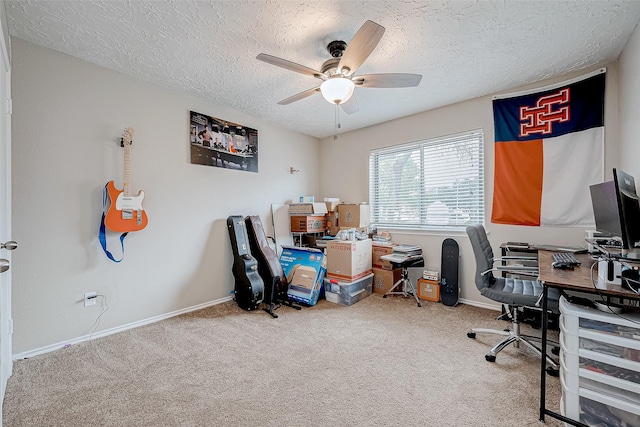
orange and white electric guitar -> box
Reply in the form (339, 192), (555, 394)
(104, 128), (148, 232)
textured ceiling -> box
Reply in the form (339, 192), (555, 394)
(5, 1), (640, 139)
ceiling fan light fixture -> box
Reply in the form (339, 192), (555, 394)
(320, 77), (355, 105)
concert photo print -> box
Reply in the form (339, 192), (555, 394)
(190, 110), (258, 173)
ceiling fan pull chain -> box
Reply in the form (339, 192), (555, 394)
(334, 104), (340, 140)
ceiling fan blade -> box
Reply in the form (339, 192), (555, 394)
(340, 95), (359, 115)
(256, 53), (324, 79)
(353, 73), (423, 88)
(278, 87), (321, 105)
(338, 20), (385, 76)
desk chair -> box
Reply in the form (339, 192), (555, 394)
(466, 224), (560, 373)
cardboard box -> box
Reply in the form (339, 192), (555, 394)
(290, 215), (327, 233)
(372, 267), (402, 295)
(324, 199), (341, 212)
(289, 202), (329, 215)
(289, 203), (313, 215)
(326, 212), (339, 236)
(372, 244), (396, 269)
(337, 204), (370, 228)
(326, 239), (372, 281)
(417, 278), (440, 302)
(279, 246), (326, 306)
(324, 273), (373, 306)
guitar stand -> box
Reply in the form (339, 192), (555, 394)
(262, 299), (303, 318)
(262, 278), (302, 319)
(263, 302), (280, 319)
(282, 299), (302, 310)
(382, 257), (424, 307)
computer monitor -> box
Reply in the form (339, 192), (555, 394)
(589, 180), (622, 238)
(613, 168), (640, 250)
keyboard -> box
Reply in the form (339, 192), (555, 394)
(552, 252), (581, 267)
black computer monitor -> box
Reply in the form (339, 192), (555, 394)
(613, 168), (640, 250)
(589, 180), (622, 238)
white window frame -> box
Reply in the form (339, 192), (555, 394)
(369, 130), (485, 232)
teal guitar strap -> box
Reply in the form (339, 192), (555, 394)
(99, 184), (128, 262)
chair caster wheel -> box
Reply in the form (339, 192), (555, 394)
(467, 332), (476, 339)
(546, 367), (559, 377)
(383, 295), (387, 298)
(417, 303), (422, 307)
(552, 346), (560, 356)
(485, 354), (496, 362)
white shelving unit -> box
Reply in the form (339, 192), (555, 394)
(559, 296), (640, 426)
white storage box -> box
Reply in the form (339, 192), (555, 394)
(560, 296), (640, 426)
(562, 372), (640, 425)
(559, 329), (579, 354)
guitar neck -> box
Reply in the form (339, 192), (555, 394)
(123, 141), (132, 198)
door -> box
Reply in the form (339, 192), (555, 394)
(0, 13), (12, 408)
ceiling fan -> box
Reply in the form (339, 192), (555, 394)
(256, 20), (422, 114)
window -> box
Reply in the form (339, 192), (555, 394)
(369, 130), (484, 231)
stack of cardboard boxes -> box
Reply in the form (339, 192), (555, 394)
(371, 244), (403, 295)
(371, 242), (441, 303)
(324, 238), (373, 306)
(286, 200), (374, 307)
(289, 202), (328, 233)
(288, 201), (371, 237)
(288, 201), (436, 307)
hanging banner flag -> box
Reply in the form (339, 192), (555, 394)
(491, 69), (605, 226)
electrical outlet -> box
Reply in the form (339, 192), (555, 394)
(84, 292), (97, 307)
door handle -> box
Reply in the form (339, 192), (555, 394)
(1, 241), (17, 250)
(0, 259), (8, 273)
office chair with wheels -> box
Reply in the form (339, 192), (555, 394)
(465, 224), (560, 373)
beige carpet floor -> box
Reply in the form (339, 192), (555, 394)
(3, 293), (563, 426)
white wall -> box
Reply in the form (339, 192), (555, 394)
(319, 65), (621, 308)
(619, 21), (640, 178)
(10, 39), (320, 355)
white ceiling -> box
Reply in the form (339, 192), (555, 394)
(5, 1), (640, 139)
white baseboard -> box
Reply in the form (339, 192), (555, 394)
(458, 298), (502, 312)
(13, 296), (233, 361)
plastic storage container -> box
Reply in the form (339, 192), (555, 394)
(323, 273), (373, 306)
(560, 296), (640, 426)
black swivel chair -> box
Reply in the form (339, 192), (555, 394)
(465, 224), (560, 373)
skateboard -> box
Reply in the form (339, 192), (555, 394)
(440, 238), (459, 306)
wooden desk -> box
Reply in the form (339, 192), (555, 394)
(537, 250), (639, 426)
(538, 251), (637, 297)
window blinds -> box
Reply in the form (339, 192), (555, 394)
(369, 130), (485, 231)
